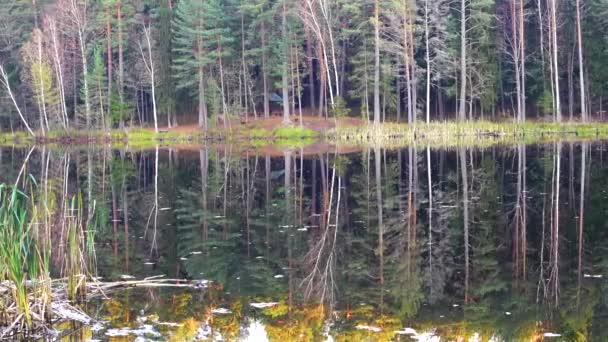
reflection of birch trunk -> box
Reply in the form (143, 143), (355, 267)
(407, 146), (418, 273)
(549, 142), (561, 305)
(284, 149), (292, 227)
(87, 150), (94, 221)
(265, 154), (271, 246)
(577, 142), (587, 299)
(426, 146), (433, 294)
(301, 152), (339, 306)
(111, 167), (119, 257)
(537, 179), (547, 303)
(515, 144), (527, 280)
(222, 148), (230, 239)
(200, 148), (209, 249)
(145, 147), (160, 253)
(122, 174), (130, 272)
(374, 147), (384, 307)
(154, 147), (159, 251)
(459, 147), (470, 303)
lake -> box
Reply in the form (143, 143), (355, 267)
(0, 141), (606, 341)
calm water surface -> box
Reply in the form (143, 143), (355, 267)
(1, 142), (607, 341)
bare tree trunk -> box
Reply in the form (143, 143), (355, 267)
(262, 22), (270, 119)
(117, 0), (125, 127)
(241, 13), (248, 121)
(425, 0), (431, 124)
(295, 46), (303, 124)
(576, 0), (586, 121)
(373, 0), (381, 124)
(549, 0), (561, 122)
(49, 19), (69, 129)
(282, 0), (291, 125)
(107, 6), (113, 125)
(459, 0), (467, 121)
(519, 0), (526, 122)
(396, 64), (402, 122)
(318, 40), (326, 117)
(197, 32), (208, 129)
(0, 65), (35, 136)
(568, 50), (574, 121)
(305, 27), (315, 110)
(218, 39), (228, 127)
(78, 29), (91, 127)
(139, 25), (158, 133)
(198, 66), (207, 129)
(36, 31), (49, 134)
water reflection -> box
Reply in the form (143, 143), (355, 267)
(1, 142), (607, 340)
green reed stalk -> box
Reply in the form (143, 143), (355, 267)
(0, 184), (42, 327)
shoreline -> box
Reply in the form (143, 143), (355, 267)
(1, 120), (608, 149)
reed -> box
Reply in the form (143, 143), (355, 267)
(327, 121), (608, 148)
(0, 184), (50, 329)
(0, 177), (98, 337)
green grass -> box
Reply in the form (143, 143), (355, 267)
(273, 126), (317, 139)
(0, 124), (319, 149)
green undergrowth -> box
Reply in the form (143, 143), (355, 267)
(327, 121), (608, 147)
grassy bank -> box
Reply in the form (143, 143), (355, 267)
(0, 125), (319, 149)
(327, 121), (608, 147)
(2, 120), (608, 149)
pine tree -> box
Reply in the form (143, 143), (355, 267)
(88, 46), (108, 129)
(173, 0), (233, 129)
(154, 0), (176, 128)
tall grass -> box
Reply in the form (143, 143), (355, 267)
(0, 179), (96, 335)
(64, 194), (90, 301)
(0, 184), (50, 328)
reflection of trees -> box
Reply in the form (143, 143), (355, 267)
(173, 150), (286, 298)
(4, 142), (608, 339)
(467, 156), (507, 313)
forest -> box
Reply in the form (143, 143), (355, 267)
(0, 0), (603, 136)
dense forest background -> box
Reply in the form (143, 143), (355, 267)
(0, 0), (604, 133)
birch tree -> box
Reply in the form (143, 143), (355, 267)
(0, 63), (35, 135)
(575, 0), (586, 121)
(62, 0), (92, 128)
(548, 0), (561, 121)
(138, 24), (158, 133)
(459, 0), (467, 121)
